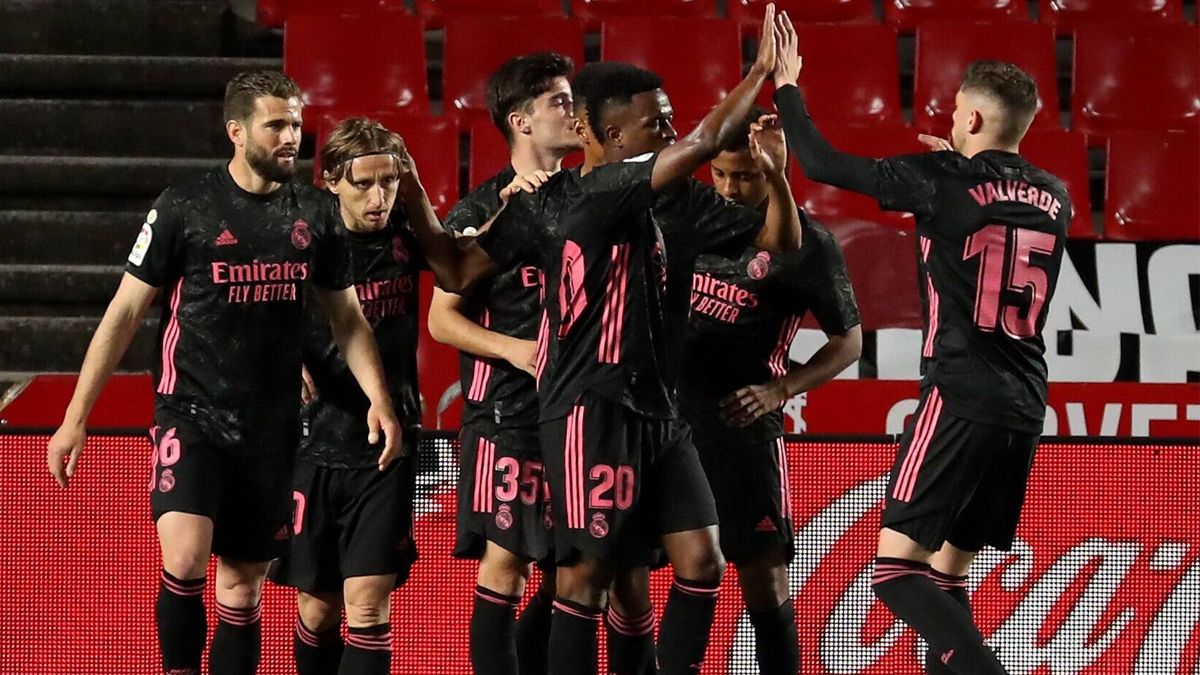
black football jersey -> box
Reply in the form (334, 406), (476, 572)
(680, 217), (860, 444)
(875, 151), (1069, 432)
(124, 167), (351, 453)
(444, 165), (544, 429)
(299, 213), (426, 468)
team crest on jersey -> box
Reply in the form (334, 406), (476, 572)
(495, 504), (514, 530)
(589, 512), (609, 539)
(158, 469), (175, 493)
(291, 219), (312, 250)
(747, 251), (771, 280)
(392, 236), (409, 263)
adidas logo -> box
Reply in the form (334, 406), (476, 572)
(215, 228), (239, 246)
(941, 649), (955, 665)
(755, 516), (777, 532)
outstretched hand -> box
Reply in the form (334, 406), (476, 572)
(772, 9), (801, 89)
(918, 134), (954, 153)
(751, 3), (778, 77)
(749, 114), (788, 177)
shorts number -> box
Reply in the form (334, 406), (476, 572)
(156, 427), (182, 467)
(496, 457), (520, 502)
(588, 464), (635, 511)
(496, 458), (545, 505)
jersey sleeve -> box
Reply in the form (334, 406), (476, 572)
(873, 153), (941, 216)
(585, 152), (659, 219)
(443, 192), (494, 237)
(311, 203), (353, 291)
(687, 179), (764, 258)
(793, 230), (861, 336)
(474, 192), (545, 270)
(124, 189), (185, 288)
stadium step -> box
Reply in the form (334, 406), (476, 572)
(0, 315), (156, 373)
(0, 55), (281, 97)
(0, 0), (227, 56)
(0, 156), (314, 198)
(0, 211), (144, 265)
(0, 99), (228, 157)
(0, 264), (124, 305)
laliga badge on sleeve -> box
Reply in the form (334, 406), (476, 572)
(128, 222), (153, 266)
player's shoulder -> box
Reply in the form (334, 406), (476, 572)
(159, 167), (226, 202)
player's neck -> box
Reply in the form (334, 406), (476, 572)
(227, 158), (282, 195)
(962, 138), (1020, 159)
(510, 142), (564, 175)
(339, 204), (384, 234)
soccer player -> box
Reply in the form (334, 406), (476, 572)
(567, 65), (802, 673)
(44, 71), (400, 675)
(464, 8), (790, 673)
(773, 15), (1069, 674)
(680, 109), (862, 674)
(268, 118), (434, 675)
(427, 52), (580, 675)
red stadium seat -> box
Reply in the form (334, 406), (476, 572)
(600, 17), (741, 125)
(792, 24), (904, 128)
(314, 112), (460, 217)
(468, 118), (512, 188)
(788, 125), (927, 230)
(1073, 24), (1200, 137)
(914, 22), (1060, 134)
(884, 0), (1028, 32)
(573, 0), (715, 28)
(1039, 0), (1185, 32)
(442, 17), (585, 122)
(415, 0), (564, 27)
(258, 0), (407, 28)
(284, 13), (429, 126)
(1020, 130), (1095, 238)
(727, 0), (876, 33)
(1104, 131), (1200, 241)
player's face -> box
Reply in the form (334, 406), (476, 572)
(950, 90), (970, 152)
(331, 154), (399, 231)
(710, 149), (768, 209)
(525, 77), (582, 154)
(243, 95), (302, 183)
(610, 89), (677, 158)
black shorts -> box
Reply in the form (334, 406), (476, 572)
(881, 386), (1038, 553)
(697, 436), (794, 564)
(540, 395), (718, 567)
(268, 454), (418, 594)
(454, 422), (553, 563)
(148, 411), (293, 562)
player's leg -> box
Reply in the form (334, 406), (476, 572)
(549, 556), (616, 675)
(340, 573), (396, 675)
(210, 556), (270, 675)
(473, 542), (533, 675)
(155, 512), (214, 675)
(515, 564), (556, 675)
(923, 544), (977, 675)
(295, 591), (345, 675)
(606, 566), (656, 675)
(738, 546), (798, 675)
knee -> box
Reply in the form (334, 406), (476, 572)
(298, 594), (342, 633)
(737, 564), (788, 610)
(161, 550), (209, 580)
(344, 596), (391, 627)
(478, 551), (532, 598)
(676, 549), (726, 584)
(555, 561), (613, 607)
(215, 561), (268, 607)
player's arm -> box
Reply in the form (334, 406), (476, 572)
(720, 325), (862, 427)
(314, 287), (402, 470)
(651, 5), (777, 192)
(427, 288), (537, 377)
(47, 273), (158, 487)
(750, 114), (802, 252)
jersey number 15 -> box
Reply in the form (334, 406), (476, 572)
(963, 224), (1056, 339)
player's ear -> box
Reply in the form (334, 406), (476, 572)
(968, 109), (984, 136)
(508, 110), (530, 138)
(226, 118), (245, 148)
(605, 124), (623, 148)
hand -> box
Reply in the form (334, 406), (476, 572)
(367, 402), (403, 471)
(300, 365), (318, 405)
(749, 114), (787, 177)
(917, 134), (954, 153)
(503, 338), (538, 378)
(750, 3), (777, 77)
(47, 423), (86, 488)
(395, 141), (425, 198)
(772, 9), (801, 89)
(718, 380), (790, 427)
(499, 170), (556, 206)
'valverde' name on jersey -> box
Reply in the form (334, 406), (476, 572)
(124, 167), (351, 452)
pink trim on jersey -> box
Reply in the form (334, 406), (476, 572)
(565, 405), (586, 529)
(893, 387), (944, 502)
(598, 244), (631, 364)
(775, 437), (792, 521)
(156, 278), (184, 395)
(921, 236), (941, 358)
(473, 436), (496, 513)
(467, 309), (493, 401)
(768, 316), (803, 378)
(535, 309), (550, 385)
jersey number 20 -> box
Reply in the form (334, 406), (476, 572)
(963, 224), (1056, 339)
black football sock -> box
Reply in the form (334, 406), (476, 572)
(871, 557), (1007, 674)
(471, 585), (520, 675)
(209, 602), (262, 675)
(547, 597), (602, 675)
(339, 623), (391, 675)
(748, 598), (799, 675)
(156, 570), (206, 675)
(658, 576), (720, 675)
(515, 581), (553, 675)
(605, 606), (656, 675)
(294, 616), (343, 675)
(924, 569), (972, 674)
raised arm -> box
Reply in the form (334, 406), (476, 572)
(651, 4), (778, 192)
(749, 114), (802, 252)
(427, 288), (537, 377)
(47, 273), (157, 487)
(771, 11), (879, 196)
